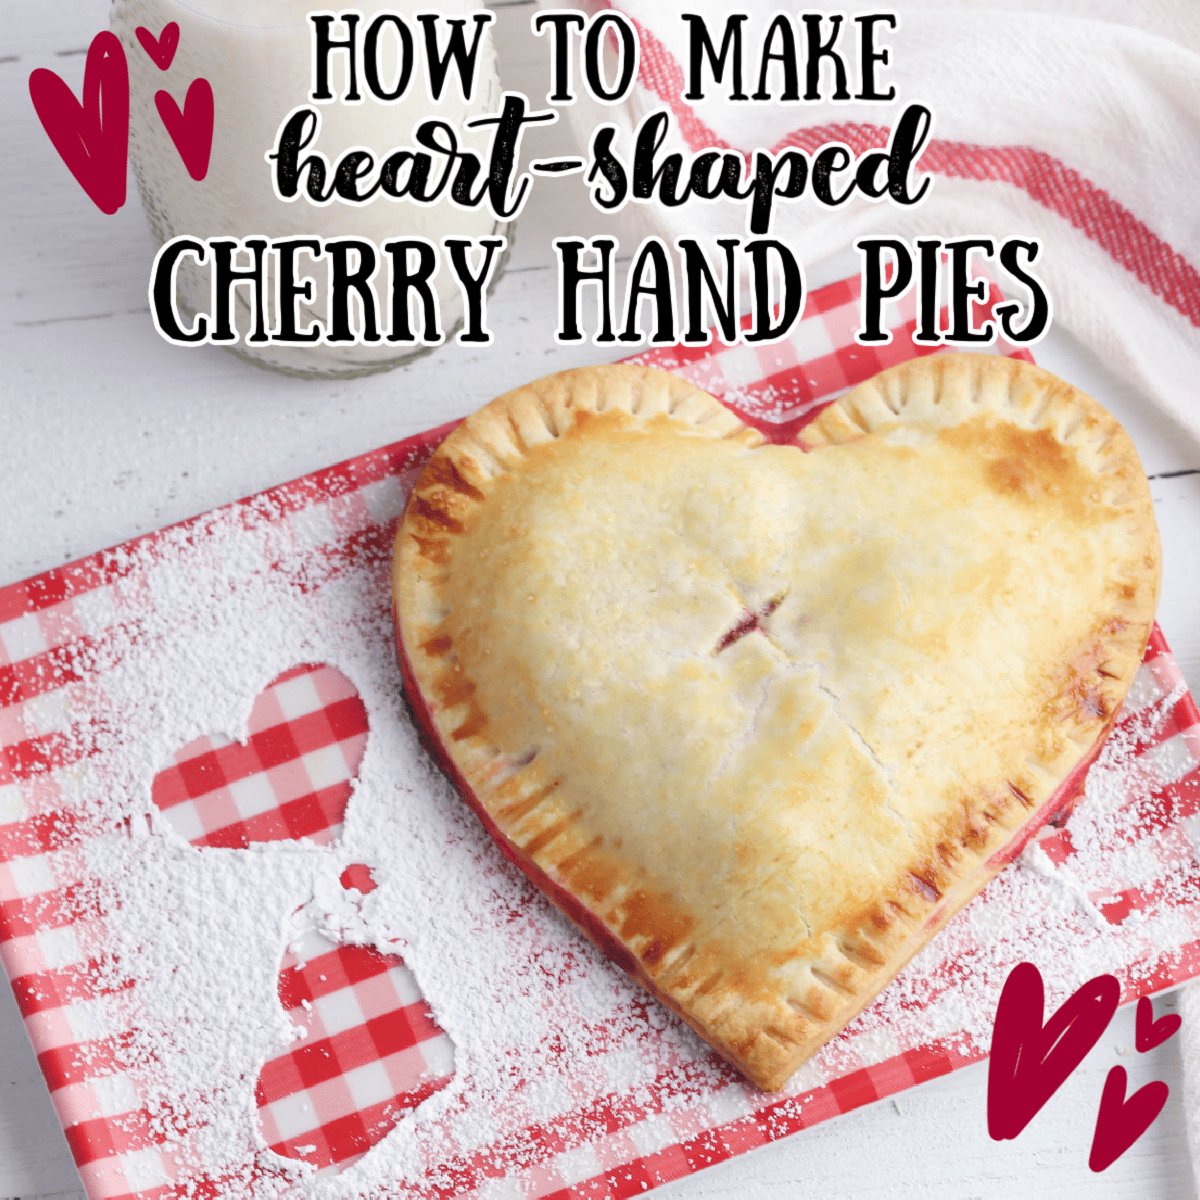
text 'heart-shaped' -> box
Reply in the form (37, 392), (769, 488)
(988, 961), (1120, 1141)
(155, 77), (214, 181)
(151, 663), (368, 849)
(256, 923), (455, 1173)
(28, 31), (128, 214)
(1135, 994), (1181, 1053)
(136, 22), (180, 70)
(1089, 1065), (1169, 1172)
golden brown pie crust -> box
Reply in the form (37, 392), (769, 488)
(393, 353), (1160, 1091)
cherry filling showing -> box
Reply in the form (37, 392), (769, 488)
(714, 594), (786, 654)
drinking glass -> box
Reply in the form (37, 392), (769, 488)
(111, 0), (510, 377)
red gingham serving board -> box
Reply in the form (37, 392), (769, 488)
(2, 275), (1199, 1199)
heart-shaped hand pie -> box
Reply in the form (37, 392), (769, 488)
(392, 354), (1159, 1090)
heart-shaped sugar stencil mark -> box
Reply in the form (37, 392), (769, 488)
(151, 663), (368, 849)
(1089, 1065), (1169, 1172)
(28, 30), (128, 214)
(154, 77), (214, 181)
(256, 925), (455, 1174)
(1135, 994), (1181, 1052)
(136, 22), (180, 70)
(988, 961), (1120, 1141)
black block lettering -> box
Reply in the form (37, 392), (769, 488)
(996, 239), (1051, 343)
(276, 238), (323, 343)
(679, 237), (740, 344)
(309, 14), (360, 102)
(856, 237), (914, 344)
(555, 237), (617, 342)
(946, 237), (994, 344)
(446, 238), (504, 344)
(683, 14), (748, 101)
(150, 238), (208, 345)
(533, 11), (586, 103)
(211, 238), (270, 344)
(746, 239), (804, 342)
(383, 239), (441, 344)
(327, 238), (381, 343)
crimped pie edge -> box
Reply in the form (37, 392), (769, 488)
(393, 356), (1160, 1091)
(802, 351), (1160, 753)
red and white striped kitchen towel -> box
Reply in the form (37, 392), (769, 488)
(563, 1), (1200, 446)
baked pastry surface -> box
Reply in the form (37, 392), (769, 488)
(393, 354), (1160, 1090)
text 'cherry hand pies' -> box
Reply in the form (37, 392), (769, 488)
(392, 354), (1160, 1091)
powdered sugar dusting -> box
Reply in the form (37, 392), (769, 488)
(3, 453), (1200, 1198)
(22, 483), (737, 1198)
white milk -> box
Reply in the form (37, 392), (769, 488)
(111, 0), (508, 376)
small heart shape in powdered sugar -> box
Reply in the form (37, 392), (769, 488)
(151, 664), (368, 849)
(255, 917), (456, 1174)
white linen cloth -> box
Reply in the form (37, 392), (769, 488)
(557, 0), (1200, 1183)
(560, 0), (1200, 444)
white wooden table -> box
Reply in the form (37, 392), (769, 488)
(3, 4), (1199, 1197)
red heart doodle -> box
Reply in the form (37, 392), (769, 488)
(151, 663), (368, 850)
(136, 22), (180, 71)
(1088, 1065), (1169, 1172)
(154, 77), (214, 181)
(28, 30), (128, 215)
(1135, 994), (1181, 1052)
(987, 961), (1120, 1141)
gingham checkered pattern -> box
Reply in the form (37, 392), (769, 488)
(149, 663), (369, 849)
(255, 926), (456, 1174)
(0, 275), (1197, 1200)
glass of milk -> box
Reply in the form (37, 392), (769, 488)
(111, 0), (509, 377)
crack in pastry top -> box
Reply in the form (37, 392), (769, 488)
(394, 355), (1160, 1088)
